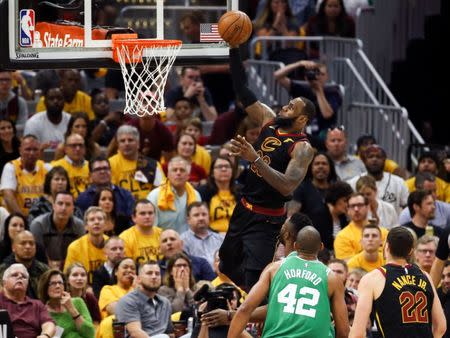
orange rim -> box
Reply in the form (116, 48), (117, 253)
(112, 34), (182, 63)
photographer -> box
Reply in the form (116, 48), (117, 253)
(192, 283), (251, 338)
(274, 60), (342, 140)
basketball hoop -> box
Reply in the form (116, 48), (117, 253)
(112, 34), (182, 117)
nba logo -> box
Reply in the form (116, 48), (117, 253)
(20, 9), (35, 47)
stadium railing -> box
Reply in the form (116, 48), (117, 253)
(247, 36), (424, 169)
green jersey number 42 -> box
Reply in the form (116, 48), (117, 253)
(277, 283), (320, 318)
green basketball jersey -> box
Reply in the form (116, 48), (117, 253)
(262, 252), (332, 338)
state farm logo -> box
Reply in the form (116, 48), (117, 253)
(33, 31), (84, 48)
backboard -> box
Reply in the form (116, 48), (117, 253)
(0, 0), (238, 70)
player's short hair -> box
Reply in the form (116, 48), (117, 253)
(287, 212), (313, 238)
(299, 97), (316, 122)
(386, 226), (414, 259)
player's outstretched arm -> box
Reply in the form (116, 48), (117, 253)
(229, 47), (275, 126)
(424, 271), (447, 337)
(328, 272), (350, 338)
(227, 263), (275, 338)
(349, 272), (376, 338)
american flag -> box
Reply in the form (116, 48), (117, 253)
(200, 23), (223, 42)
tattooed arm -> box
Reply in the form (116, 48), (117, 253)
(229, 135), (314, 196)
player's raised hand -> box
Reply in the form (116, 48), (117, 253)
(229, 135), (258, 162)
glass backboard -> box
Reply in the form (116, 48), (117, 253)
(0, 0), (238, 69)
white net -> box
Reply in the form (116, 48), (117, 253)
(114, 40), (182, 117)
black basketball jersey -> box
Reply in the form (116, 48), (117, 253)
(373, 263), (434, 338)
(243, 121), (308, 209)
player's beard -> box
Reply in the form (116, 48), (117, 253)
(274, 115), (296, 128)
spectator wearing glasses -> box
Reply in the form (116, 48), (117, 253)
(197, 156), (240, 234)
(158, 252), (195, 314)
(51, 133), (89, 199)
(76, 156), (135, 218)
(0, 263), (56, 338)
(54, 112), (101, 162)
(325, 126), (366, 181)
(414, 235), (437, 274)
(274, 60), (342, 140)
(334, 193), (388, 260)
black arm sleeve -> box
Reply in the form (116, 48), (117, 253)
(436, 227), (450, 260)
(229, 48), (258, 108)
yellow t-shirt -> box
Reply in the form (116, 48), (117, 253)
(64, 234), (108, 284)
(109, 152), (165, 201)
(209, 190), (236, 233)
(98, 284), (132, 319)
(36, 90), (95, 120)
(12, 159), (48, 215)
(347, 251), (385, 272)
(51, 158), (89, 199)
(334, 222), (389, 260)
(193, 145), (212, 175)
(119, 226), (162, 264)
(405, 176), (450, 203)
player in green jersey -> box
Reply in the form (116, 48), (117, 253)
(227, 226), (349, 338)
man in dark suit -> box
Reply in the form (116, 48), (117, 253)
(92, 236), (125, 298)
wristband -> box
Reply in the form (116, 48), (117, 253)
(41, 334), (51, 338)
(72, 313), (81, 320)
(227, 310), (233, 321)
(252, 156), (261, 165)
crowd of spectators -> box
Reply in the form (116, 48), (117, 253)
(1, 0), (450, 337)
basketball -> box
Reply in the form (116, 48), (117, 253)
(218, 10), (253, 46)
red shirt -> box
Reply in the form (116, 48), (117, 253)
(0, 292), (54, 338)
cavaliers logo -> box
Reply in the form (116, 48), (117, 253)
(251, 150), (270, 177)
(261, 137), (282, 152)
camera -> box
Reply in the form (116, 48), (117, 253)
(305, 68), (320, 81)
(194, 284), (236, 312)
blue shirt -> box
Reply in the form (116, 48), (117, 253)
(399, 200), (450, 230)
(180, 229), (224, 268)
(76, 184), (135, 217)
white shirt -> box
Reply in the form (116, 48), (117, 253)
(347, 172), (409, 215)
(24, 111), (71, 148)
(0, 159), (52, 190)
(368, 199), (399, 229)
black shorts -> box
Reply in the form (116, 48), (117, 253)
(219, 201), (286, 285)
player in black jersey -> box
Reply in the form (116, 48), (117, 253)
(350, 226), (446, 338)
(218, 44), (315, 291)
